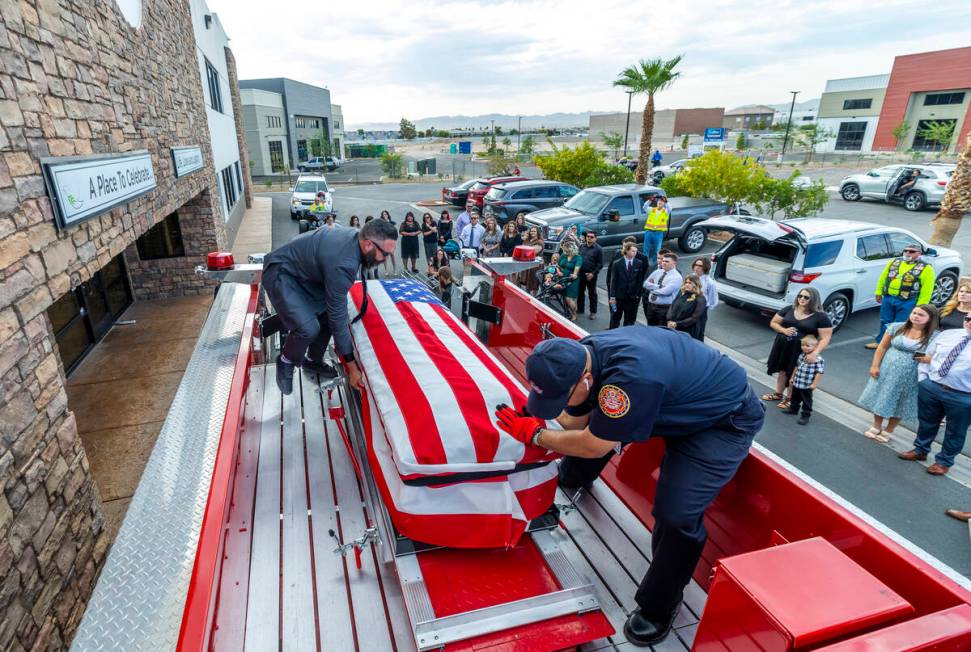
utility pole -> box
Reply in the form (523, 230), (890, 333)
(780, 90), (799, 162)
(623, 91), (634, 158)
(517, 115), (522, 153)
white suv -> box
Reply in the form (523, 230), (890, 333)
(698, 215), (962, 330)
(289, 174), (334, 220)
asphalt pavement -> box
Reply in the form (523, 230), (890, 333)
(262, 183), (971, 580)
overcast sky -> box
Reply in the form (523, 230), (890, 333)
(206, 0), (971, 126)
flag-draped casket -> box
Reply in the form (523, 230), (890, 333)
(348, 279), (560, 548)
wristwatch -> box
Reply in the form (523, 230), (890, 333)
(530, 426), (544, 448)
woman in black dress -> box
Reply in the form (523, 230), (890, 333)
(514, 213), (528, 234)
(499, 220), (523, 256)
(666, 275), (707, 340)
(399, 212), (422, 272)
(438, 210), (453, 245)
(421, 212), (439, 263)
(428, 248), (450, 276)
(764, 286), (834, 409)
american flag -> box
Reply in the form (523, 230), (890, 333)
(348, 279), (559, 480)
(348, 278), (560, 547)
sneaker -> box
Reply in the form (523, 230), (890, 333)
(276, 355), (295, 395)
(797, 414), (811, 425)
(302, 357), (338, 379)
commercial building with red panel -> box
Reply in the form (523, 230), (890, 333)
(871, 46), (971, 152)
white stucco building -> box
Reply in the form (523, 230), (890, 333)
(190, 0), (245, 229)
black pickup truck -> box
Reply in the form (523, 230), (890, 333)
(523, 184), (738, 254)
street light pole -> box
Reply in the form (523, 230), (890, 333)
(623, 90), (634, 158)
(780, 90), (799, 161)
(517, 115), (522, 153)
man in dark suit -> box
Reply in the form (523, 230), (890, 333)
(608, 242), (645, 328)
(605, 236), (649, 292)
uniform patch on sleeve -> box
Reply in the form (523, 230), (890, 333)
(598, 384), (630, 418)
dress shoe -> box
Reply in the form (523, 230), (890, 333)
(797, 414), (811, 425)
(276, 355), (295, 395)
(781, 408), (798, 415)
(927, 463), (950, 475)
(623, 606), (679, 647)
(588, 313), (597, 320)
(946, 509), (971, 522)
(301, 357), (338, 379)
(897, 449), (928, 461)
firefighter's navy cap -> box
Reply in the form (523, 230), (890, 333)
(525, 338), (586, 419)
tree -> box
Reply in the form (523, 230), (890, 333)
(520, 135), (535, 155)
(533, 140), (631, 188)
(487, 153), (516, 175)
(918, 120), (956, 153)
(310, 127), (333, 157)
(613, 56), (683, 184)
(660, 151), (829, 219)
(892, 122), (911, 150)
(795, 124), (835, 161)
(929, 131), (971, 247)
(399, 118), (417, 140)
(681, 133), (689, 150)
(600, 131), (623, 159)
(357, 128), (365, 138)
(379, 151), (405, 178)
(502, 137), (512, 150)
(735, 133), (747, 150)
(494, 125), (504, 137)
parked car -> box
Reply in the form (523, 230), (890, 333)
(618, 158), (638, 171)
(524, 184), (737, 254)
(441, 178), (479, 206)
(482, 180), (579, 224)
(289, 174), (334, 219)
(698, 215), (962, 330)
(466, 175), (529, 209)
(650, 159), (688, 184)
(839, 163), (954, 212)
(299, 156), (340, 172)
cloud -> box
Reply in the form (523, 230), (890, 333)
(206, 0), (971, 124)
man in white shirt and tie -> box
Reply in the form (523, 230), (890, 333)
(899, 315), (971, 475)
(460, 212), (485, 252)
(641, 252), (682, 326)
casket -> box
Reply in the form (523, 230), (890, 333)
(348, 279), (560, 548)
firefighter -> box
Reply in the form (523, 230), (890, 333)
(262, 219), (398, 395)
(495, 327), (764, 647)
(865, 244), (935, 350)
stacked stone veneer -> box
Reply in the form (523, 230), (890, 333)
(0, 0), (233, 648)
(224, 47), (252, 210)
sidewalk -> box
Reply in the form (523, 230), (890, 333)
(231, 195), (273, 258)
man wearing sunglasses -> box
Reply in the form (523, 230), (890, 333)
(866, 244), (935, 350)
(262, 219), (399, 394)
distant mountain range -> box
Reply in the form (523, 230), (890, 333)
(346, 100), (821, 132)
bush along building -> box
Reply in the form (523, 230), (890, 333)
(0, 0), (249, 648)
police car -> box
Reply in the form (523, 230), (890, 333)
(698, 215), (963, 330)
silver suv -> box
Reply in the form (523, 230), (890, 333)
(839, 163), (954, 212)
(697, 215), (962, 330)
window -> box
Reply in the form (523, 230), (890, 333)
(605, 195), (635, 216)
(234, 161), (242, 194)
(137, 211), (185, 259)
(835, 121), (867, 151)
(856, 234), (892, 261)
(638, 191), (661, 205)
(205, 58), (222, 113)
(804, 241), (843, 267)
(912, 119), (957, 151)
(801, 116), (814, 121)
(558, 185), (578, 198)
(297, 140), (308, 161)
(295, 117), (321, 129)
(924, 92), (966, 106)
(266, 115), (282, 128)
(534, 186), (558, 199)
(221, 165), (238, 211)
(293, 180), (328, 193)
(842, 98), (872, 111)
(887, 232), (922, 257)
(268, 141), (284, 173)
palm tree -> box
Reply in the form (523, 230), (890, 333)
(613, 56), (683, 184)
(930, 131), (971, 247)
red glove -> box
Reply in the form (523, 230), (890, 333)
(495, 403), (544, 446)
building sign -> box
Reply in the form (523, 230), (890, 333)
(42, 151), (157, 230)
(704, 128), (727, 142)
(171, 146), (204, 178)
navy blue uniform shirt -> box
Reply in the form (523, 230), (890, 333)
(570, 326), (751, 442)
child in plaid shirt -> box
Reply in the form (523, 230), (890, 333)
(786, 334), (825, 424)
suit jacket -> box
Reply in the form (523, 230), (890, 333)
(609, 256), (645, 301)
(606, 250), (649, 291)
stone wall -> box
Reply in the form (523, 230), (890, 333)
(0, 0), (229, 648)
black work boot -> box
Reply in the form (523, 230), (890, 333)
(276, 355), (295, 395)
(623, 605), (680, 647)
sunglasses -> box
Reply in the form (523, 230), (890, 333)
(797, 294), (811, 300)
(368, 239), (395, 257)
(964, 316), (971, 322)
(903, 249), (920, 254)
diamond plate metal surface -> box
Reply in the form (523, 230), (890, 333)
(71, 285), (252, 651)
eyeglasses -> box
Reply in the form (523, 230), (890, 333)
(964, 316), (971, 322)
(368, 239), (395, 258)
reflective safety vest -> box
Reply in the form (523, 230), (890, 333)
(643, 207), (670, 231)
(884, 258), (926, 300)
